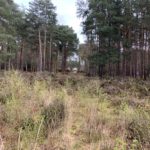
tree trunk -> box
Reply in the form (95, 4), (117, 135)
(8, 58), (11, 70)
(43, 29), (47, 71)
(117, 41), (121, 76)
(62, 46), (67, 73)
(19, 41), (24, 71)
(38, 29), (43, 71)
(49, 35), (52, 72)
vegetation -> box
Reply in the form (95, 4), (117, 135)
(77, 0), (150, 79)
(0, 0), (150, 150)
(1, 0), (150, 79)
(0, 71), (149, 149)
(0, 0), (78, 72)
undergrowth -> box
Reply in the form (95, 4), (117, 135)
(0, 71), (149, 149)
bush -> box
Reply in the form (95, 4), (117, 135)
(127, 110), (150, 148)
(0, 71), (28, 104)
(42, 99), (65, 135)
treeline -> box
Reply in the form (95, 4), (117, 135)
(78, 0), (150, 79)
(0, 0), (78, 72)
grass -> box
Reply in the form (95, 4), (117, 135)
(0, 71), (150, 149)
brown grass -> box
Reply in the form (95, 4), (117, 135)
(0, 71), (149, 149)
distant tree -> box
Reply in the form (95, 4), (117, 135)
(0, 0), (22, 69)
(26, 0), (57, 71)
(54, 25), (79, 73)
(0, 0), (79, 73)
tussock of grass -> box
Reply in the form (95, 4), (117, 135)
(42, 99), (65, 132)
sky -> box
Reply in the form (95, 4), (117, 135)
(14, 0), (84, 43)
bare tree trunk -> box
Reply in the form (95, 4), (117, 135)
(55, 50), (58, 73)
(78, 56), (81, 72)
(49, 35), (52, 72)
(38, 29), (43, 71)
(19, 41), (24, 71)
(62, 46), (67, 73)
(8, 58), (11, 70)
(143, 29), (148, 80)
(117, 41), (121, 76)
(43, 29), (47, 71)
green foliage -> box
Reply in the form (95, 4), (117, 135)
(0, 0), (21, 63)
(77, 0), (150, 77)
(89, 48), (119, 66)
(0, 0), (78, 71)
(25, 0), (57, 48)
(54, 25), (79, 55)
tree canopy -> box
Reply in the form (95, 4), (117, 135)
(77, 0), (150, 79)
(0, 0), (79, 72)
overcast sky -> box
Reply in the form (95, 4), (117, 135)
(14, 0), (84, 43)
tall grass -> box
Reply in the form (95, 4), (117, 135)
(0, 71), (149, 149)
(0, 71), (66, 149)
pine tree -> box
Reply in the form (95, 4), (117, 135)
(77, 0), (150, 78)
(54, 25), (78, 73)
(26, 0), (57, 71)
(0, 0), (21, 69)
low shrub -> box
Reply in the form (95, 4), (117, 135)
(127, 110), (150, 148)
(42, 99), (65, 135)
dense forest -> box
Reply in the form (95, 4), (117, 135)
(78, 0), (150, 79)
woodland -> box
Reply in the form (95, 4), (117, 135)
(0, 0), (150, 150)
(0, 0), (150, 79)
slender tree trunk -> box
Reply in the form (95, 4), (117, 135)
(43, 29), (47, 71)
(117, 41), (121, 76)
(55, 50), (58, 73)
(62, 46), (67, 73)
(49, 35), (52, 72)
(143, 29), (148, 80)
(38, 29), (42, 71)
(78, 56), (81, 72)
(19, 41), (24, 71)
(8, 58), (11, 70)
(98, 35), (103, 77)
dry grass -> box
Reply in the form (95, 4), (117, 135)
(0, 71), (149, 149)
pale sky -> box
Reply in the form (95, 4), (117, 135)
(14, 0), (84, 43)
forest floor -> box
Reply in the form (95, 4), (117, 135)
(0, 71), (150, 150)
